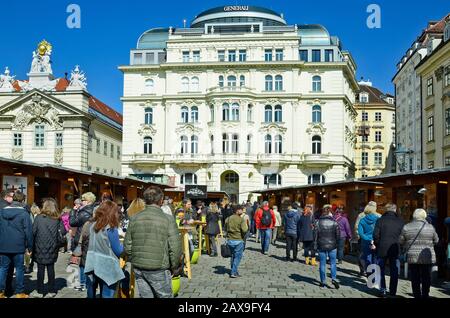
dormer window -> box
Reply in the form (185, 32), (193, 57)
(359, 92), (369, 103)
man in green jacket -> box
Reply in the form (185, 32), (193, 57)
(225, 205), (248, 278)
(124, 186), (181, 298)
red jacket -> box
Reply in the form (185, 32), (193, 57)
(255, 207), (276, 230)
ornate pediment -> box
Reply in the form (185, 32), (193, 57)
(259, 122), (287, 134)
(138, 124), (157, 137)
(175, 123), (202, 135)
(307, 99), (326, 105)
(266, 98), (283, 106)
(306, 122), (326, 135)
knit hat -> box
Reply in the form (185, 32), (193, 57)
(363, 201), (377, 214)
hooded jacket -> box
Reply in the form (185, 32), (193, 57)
(0, 204), (33, 253)
(284, 209), (300, 236)
(358, 213), (380, 242)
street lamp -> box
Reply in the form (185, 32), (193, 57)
(394, 144), (412, 172)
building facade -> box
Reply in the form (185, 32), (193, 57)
(416, 17), (450, 170)
(0, 41), (123, 176)
(354, 81), (395, 178)
(121, 6), (359, 202)
(393, 14), (448, 172)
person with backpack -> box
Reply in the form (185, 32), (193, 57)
(254, 201), (276, 255)
(284, 203), (301, 261)
(298, 205), (317, 265)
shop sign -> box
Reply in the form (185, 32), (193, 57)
(185, 185), (207, 199)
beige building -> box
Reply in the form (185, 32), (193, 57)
(416, 17), (450, 170)
(354, 81), (395, 178)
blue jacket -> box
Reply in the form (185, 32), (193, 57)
(358, 213), (380, 242)
(0, 204), (33, 253)
(298, 213), (315, 242)
(284, 210), (300, 236)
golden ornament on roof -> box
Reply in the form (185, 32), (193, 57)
(37, 40), (52, 56)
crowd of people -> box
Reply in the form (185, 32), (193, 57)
(0, 187), (449, 299)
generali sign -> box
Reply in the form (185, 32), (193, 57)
(224, 6), (249, 12)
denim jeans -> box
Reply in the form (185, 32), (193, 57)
(86, 274), (117, 298)
(361, 240), (376, 273)
(337, 238), (346, 261)
(0, 253), (25, 294)
(259, 229), (272, 253)
(377, 256), (399, 295)
(133, 268), (173, 298)
(319, 249), (337, 283)
(227, 240), (244, 276)
(79, 265), (86, 287)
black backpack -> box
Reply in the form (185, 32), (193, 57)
(261, 209), (272, 227)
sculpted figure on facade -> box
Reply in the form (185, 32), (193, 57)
(0, 67), (15, 92)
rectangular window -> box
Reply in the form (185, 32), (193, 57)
(374, 152), (383, 165)
(104, 141), (108, 155)
(375, 112), (382, 121)
(264, 49), (273, 62)
(299, 50), (308, 62)
(361, 152), (368, 165)
(218, 50), (225, 62)
(446, 109), (450, 135)
(228, 50), (236, 62)
(445, 157), (450, 166)
(56, 133), (63, 147)
(428, 116), (434, 142)
(360, 93), (369, 103)
(428, 161), (434, 169)
(375, 131), (382, 142)
(88, 135), (93, 151)
(427, 77), (433, 96)
(312, 50), (321, 62)
(182, 51), (190, 63)
(362, 112), (368, 121)
(145, 52), (154, 64)
(134, 53), (143, 65)
(13, 133), (22, 147)
(239, 50), (247, 62)
(157, 52), (166, 63)
(275, 49), (283, 61)
(325, 49), (334, 62)
(192, 51), (200, 62)
(362, 135), (368, 142)
(96, 139), (100, 154)
(35, 125), (45, 147)
(110, 144), (114, 158)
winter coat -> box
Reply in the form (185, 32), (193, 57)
(32, 215), (66, 265)
(399, 220), (439, 264)
(373, 211), (405, 258)
(80, 221), (94, 267)
(61, 213), (70, 232)
(225, 214), (248, 241)
(355, 211), (381, 239)
(205, 211), (220, 236)
(69, 204), (94, 249)
(283, 210), (300, 236)
(298, 213), (315, 242)
(334, 213), (352, 240)
(0, 204), (33, 254)
(358, 213), (380, 242)
(254, 207), (276, 230)
(316, 215), (340, 252)
(0, 199), (9, 210)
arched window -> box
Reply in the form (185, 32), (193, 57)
(265, 135), (272, 154)
(232, 134), (239, 153)
(265, 105), (273, 123)
(274, 105), (282, 122)
(247, 105), (253, 122)
(181, 77), (189, 92)
(312, 76), (322, 92)
(240, 75), (245, 87)
(312, 105), (322, 123)
(222, 103), (230, 121)
(275, 75), (283, 91)
(222, 133), (230, 153)
(191, 135), (198, 154)
(274, 135), (282, 154)
(231, 103), (240, 121)
(181, 173), (198, 185)
(247, 135), (252, 154)
(264, 174), (282, 187)
(145, 79), (154, 93)
(312, 135), (322, 154)
(224, 172), (239, 183)
(181, 106), (189, 123)
(180, 135), (189, 154)
(308, 174), (325, 185)
(143, 137), (152, 154)
(191, 77), (199, 91)
(227, 75), (237, 87)
(144, 107), (153, 125)
(191, 106), (198, 123)
(265, 75), (273, 91)
(219, 75), (224, 87)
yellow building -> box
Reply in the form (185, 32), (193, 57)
(354, 82), (395, 178)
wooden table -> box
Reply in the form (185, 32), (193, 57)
(192, 221), (207, 253)
(178, 226), (195, 280)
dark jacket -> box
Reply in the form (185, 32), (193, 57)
(222, 206), (233, 222)
(69, 204), (94, 248)
(298, 213), (315, 242)
(373, 211), (405, 258)
(32, 215), (66, 264)
(0, 204), (33, 253)
(0, 199), (9, 210)
(205, 211), (220, 236)
(80, 221), (94, 267)
(316, 215), (340, 252)
(284, 210), (300, 236)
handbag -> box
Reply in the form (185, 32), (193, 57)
(400, 222), (426, 263)
(220, 241), (232, 258)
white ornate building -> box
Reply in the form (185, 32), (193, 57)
(0, 41), (123, 176)
(120, 6), (358, 202)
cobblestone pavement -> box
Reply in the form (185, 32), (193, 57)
(21, 237), (450, 298)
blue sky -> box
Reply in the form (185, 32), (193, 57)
(0, 0), (448, 112)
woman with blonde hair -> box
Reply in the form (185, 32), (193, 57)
(127, 198), (146, 218)
(30, 199), (66, 298)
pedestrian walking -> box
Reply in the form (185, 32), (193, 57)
(373, 203), (404, 298)
(124, 186), (181, 298)
(399, 208), (439, 299)
(358, 202), (381, 275)
(254, 201), (276, 255)
(30, 199), (67, 298)
(315, 205), (340, 289)
(61, 207), (71, 253)
(334, 208), (352, 263)
(84, 200), (125, 298)
(298, 205), (317, 265)
(206, 202), (220, 257)
(284, 203), (300, 261)
(271, 206), (282, 245)
(225, 205), (248, 278)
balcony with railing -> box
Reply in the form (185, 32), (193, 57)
(207, 86), (254, 95)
